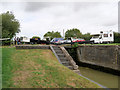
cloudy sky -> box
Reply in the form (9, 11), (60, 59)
(0, 0), (119, 39)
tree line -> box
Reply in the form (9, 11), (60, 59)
(43, 28), (92, 41)
(43, 30), (120, 43)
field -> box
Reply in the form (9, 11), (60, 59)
(2, 47), (100, 88)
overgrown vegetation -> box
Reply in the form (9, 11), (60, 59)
(2, 47), (100, 88)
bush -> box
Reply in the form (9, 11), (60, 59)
(114, 32), (120, 43)
(2, 40), (11, 46)
(72, 42), (78, 48)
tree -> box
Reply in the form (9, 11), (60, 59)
(53, 31), (62, 38)
(65, 28), (82, 39)
(44, 31), (62, 40)
(1, 11), (20, 39)
(82, 33), (92, 40)
(114, 32), (120, 43)
(44, 31), (54, 39)
(32, 36), (40, 39)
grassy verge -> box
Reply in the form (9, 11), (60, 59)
(2, 47), (15, 87)
(78, 43), (120, 46)
(2, 47), (100, 88)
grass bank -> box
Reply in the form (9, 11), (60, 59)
(78, 43), (120, 46)
(2, 47), (100, 88)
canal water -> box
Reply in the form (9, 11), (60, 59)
(79, 66), (119, 88)
(65, 47), (119, 88)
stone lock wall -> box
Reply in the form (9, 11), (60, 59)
(16, 45), (50, 49)
(16, 45), (120, 71)
(77, 45), (120, 71)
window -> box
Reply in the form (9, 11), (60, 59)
(110, 34), (112, 37)
(104, 34), (108, 37)
(92, 36), (99, 38)
(100, 31), (103, 33)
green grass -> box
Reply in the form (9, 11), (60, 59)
(78, 43), (120, 46)
(2, 47), (100, 88)
(2, 47), (15, 87)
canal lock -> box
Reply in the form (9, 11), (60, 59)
(65, 46), (120, 88)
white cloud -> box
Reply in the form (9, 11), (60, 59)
(0, 1), (118, 38)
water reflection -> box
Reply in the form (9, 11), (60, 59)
(79, 67), (119, 88)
